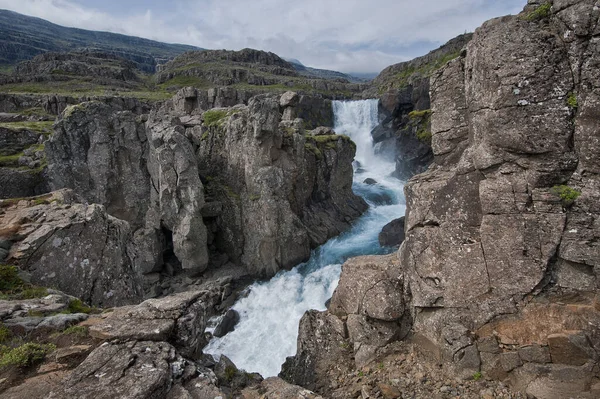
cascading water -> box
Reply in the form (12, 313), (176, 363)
(204, 99), (406, 377)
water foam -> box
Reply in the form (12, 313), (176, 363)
(203, 99), (406, 377)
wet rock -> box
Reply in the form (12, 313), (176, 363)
(378, 217), (405, 247)
(213, 308), (240, 338)
(363, 178), (377, 185)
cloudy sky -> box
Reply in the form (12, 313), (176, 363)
(0, 0), (526, 74)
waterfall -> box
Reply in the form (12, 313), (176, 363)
(203, 99), (406, 377)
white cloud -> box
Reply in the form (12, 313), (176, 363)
(0, 0), (526, 73)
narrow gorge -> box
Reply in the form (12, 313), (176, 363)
(0, 1), (598, 398)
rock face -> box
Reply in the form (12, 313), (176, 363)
(0, 190), (143, 307)
(378, 217), (405, 247)
(366, 34), (473, 180)
(286, 2), (600, 398)
(190, 91), (366, 276)
(46, 101), (150, 226)
(39, 88), (364, 290)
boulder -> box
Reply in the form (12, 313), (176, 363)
(213, 308), (240, 338)
(2, 190), (142, 307)
(378, 217), (405, 247)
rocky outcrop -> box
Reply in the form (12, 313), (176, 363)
(46, 101), (150, 226)
(366, 34), (473, 180)
(378, 217), (405, 247)
(0, 190), (143, 307)
(398, 2), (600, 394)
(286, 2), (600, 398)
(189, 90), (366, 276)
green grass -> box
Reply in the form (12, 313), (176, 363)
(62, 299), (94, 314)
(566, 93), (578, 109)
(408, 109), (432, 119)
(203, 109), (229, 127)
(0, 121), (54, 134)
(523, 2), (552, 21)
(0, 343), (56, 368)
(0, 265), (23, 292)
(60, 325), (88, 337)
(158, 75), (210, 90)
(0, 324), (11, 344)
(473, 371), (483, 381)
(0, 265), (48, 300)
(0, 152), (23, 167)
(551, 185), (581, 206)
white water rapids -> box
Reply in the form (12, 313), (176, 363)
(204, 99), (406, 377)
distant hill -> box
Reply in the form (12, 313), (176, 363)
(0, 9), (200, 72)
(285, 58), (369, 83)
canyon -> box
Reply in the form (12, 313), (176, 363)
(0, 1), (598, 398)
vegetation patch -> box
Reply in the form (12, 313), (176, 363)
(0, 324), (11, 344)
(409, 109), (433, 143)
(62, 299), (94, 314)
(473, 371), (483, 381)
(60, 325), (88, 337)
(304, 142), (323, 159)
(203, 109), (229, 127)
(0, 265), (49, 300)
(566, 93), (578, 109)
(0, 342), (56, 368)
(523, 2), (552, 21)
(551, 185), (581, 206)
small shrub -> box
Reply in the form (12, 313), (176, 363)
(0, 324), (11, 343)
(61, 325), (88, 337)
(523, 2), (552, 21)
(566, 93), (578, 109)
(551, 185), (581, 206)
(0, 265), (23, 291)
(417, 128), (432, 143)
(224, 365), (237, 382)
(473, 371), (483, 381)
(408, 109), (432, 119)
(63, 299), (93, 314)
(0, 343), (56, 368)
(377, 362), (384, 370)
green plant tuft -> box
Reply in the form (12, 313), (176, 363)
(0, 324), (11, 344)
(473, 371), (483, 381)
(203, 110), (229, 127)
(0, 343), (56, 368)
(224, 365), (237, 382)
(63, 299), (93, 314)
(566, 93), (578, 109)
(61, 325), (88, 337)
(0, 265), (23, 292)
(551, 185), (581, 206)
(523, 2), (552, 21)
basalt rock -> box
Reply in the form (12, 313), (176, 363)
(288, 1), (600, 397)
(190, 90), (366, 277)
(398, 0), (600, 394)
(0, 190), (143, 307)
(46, 101), (150, 227)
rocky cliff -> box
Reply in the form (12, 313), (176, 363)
(284, 2), (600, 398)
(6, 88), (365, 303)
(366, 34), (473, 180)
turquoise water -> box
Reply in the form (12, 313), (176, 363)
(203, 99), (406, 377)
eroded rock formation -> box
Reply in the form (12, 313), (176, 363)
(285, 2), (600, 398)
